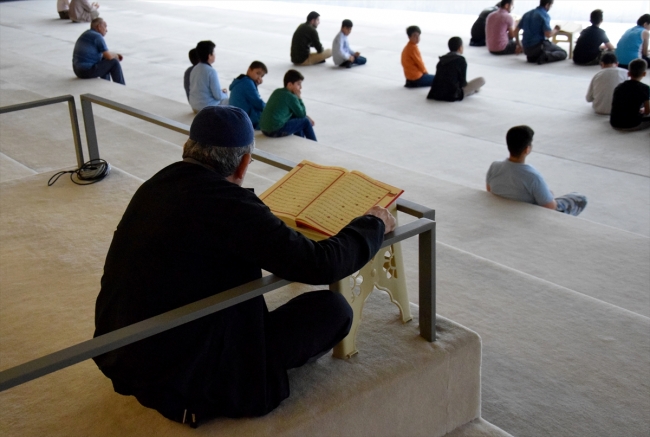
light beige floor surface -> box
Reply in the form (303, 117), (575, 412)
(1, 1), (649, 437)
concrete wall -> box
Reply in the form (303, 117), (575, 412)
(285, 0), (649, 23)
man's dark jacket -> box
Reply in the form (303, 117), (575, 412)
(291, 23), (323, 63)
(470, 5), (498, 46)
(93, 161), (384, 422)
(428, 52), (467, 102)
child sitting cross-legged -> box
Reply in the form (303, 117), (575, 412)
(260, 69), (317, 142)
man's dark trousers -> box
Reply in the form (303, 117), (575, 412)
(74, 58), (125, 85)
(524, 40), (567, 64)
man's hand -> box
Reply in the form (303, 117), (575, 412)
(222, 88), (228, 94)
(354, 51), (360, 57)
(515, 43), (523, 55)
(349, 55), (355, 62)
(307, 115), (315, 126)
(117, 53), (123, 61)
(366, 206), (396, 234)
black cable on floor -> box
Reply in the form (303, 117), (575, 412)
(47, 159), (111, 186)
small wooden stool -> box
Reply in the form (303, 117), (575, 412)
(290, 203), (412, 359)
(552, 22), (582, 59)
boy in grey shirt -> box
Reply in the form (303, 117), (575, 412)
(586, 52), (627, 115)
(486, 125), (587, 216)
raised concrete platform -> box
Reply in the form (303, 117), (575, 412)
(1, 1), (649, 436)
(0, 169), (499, 437)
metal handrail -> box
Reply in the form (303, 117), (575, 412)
(0, 95), (85, 169)
(0, 94), (437, 392)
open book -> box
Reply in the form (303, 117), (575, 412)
(259, 160), (403, 237)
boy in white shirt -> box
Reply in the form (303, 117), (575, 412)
(586, 52), (627, 115)
(332, 19), (366, 68)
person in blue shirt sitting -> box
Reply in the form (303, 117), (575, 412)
(189, 40), (229, 113)
(616, 14), (650, 69)
(229, 61), (268, 130)
(486, 125), (587, 216)
(72, 18), (124, 84)
(516, 0), (567, 64)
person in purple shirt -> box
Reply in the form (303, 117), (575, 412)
(485, 0), (522, 55)
(72, 18), (125, 84)
(516, 0), (566, 64)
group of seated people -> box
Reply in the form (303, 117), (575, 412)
(184, 40), (317, 142)
(471, 1), (650, 68)
(68, 3), (648, 219)
(587, 56), (650, 131)
(401, 26), (486, 101)
(57, 0), (100, 23)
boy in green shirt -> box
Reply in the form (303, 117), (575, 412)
(260, 70), (317, 141)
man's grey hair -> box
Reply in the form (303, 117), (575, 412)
(182, 139), (254, 177)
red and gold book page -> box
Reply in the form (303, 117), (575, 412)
(259, 161), (346, 220)
(297, 171), (403, 236)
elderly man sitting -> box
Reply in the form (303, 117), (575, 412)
(72, 18), (124, 84)
(92, 106), (395, 427)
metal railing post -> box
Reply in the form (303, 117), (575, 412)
(80, 97), (100, 161)
(418, 224), (436, 341)
(0, 95), (85, 169)
(67, 98), (84, 168)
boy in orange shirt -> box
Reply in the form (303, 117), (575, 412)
(401, 26), (435, 88)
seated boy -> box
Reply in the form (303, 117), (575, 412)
(229, 61), (268, 130)
(183, 48), (199, 102)
(332, 19), (366, 68)
(401, 25), (434, 88)
(486, 125), (587, 216)
(260, 70), (317, 141)
(573, 9), (615, 65)
(427, 37), (485, 102)
(610, 58), (650, 131)
(585, 52), (627, 115)
(189, 40), (229, 113)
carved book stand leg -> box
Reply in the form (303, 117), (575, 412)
(331, 240), (412, 359)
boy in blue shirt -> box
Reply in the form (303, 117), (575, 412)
(516, 0), (567, 64)
(229, 61), (268, 130)
(189, 40), (229, 113)
(487, 125), (587, 216)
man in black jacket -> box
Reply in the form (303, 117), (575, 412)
(291, 11), (332, 65)
(470, 3), (499, 46)
(93, 106), (394, 426)
(428, 37), (486, 102)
